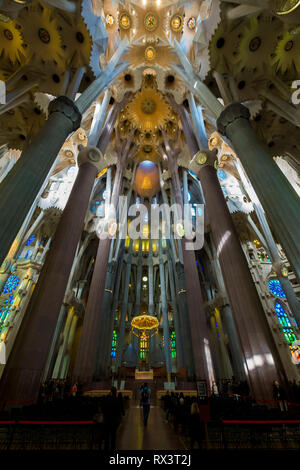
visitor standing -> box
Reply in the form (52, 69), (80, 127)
(140, 382), (151, 426)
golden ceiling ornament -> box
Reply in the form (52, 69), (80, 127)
(119, 11), (131, 30)
(0, 20), (26, 63)
(126, 88), (171, 133)
(170, 14), (183, 33)
(19, 4), (65, 67)
(273, 0), (300, 14)
(145, 45), (156, 61)
(144, 12), (159, 32)
(131, 314), (159, 337)
(141, 98), (157, 114)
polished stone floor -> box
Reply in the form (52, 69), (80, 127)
(116, 404), (187, 451)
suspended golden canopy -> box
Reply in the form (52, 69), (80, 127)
(131, 315), (159, 337)
(133, 160), (160, 198)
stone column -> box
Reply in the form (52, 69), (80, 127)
(168, 162), (212, 382)
(42, 303), (69, 380)
(72, 137), (136, 384)
(159, 246), (172, 375)
(214, 307), (233, 378)
(217, 103), (300, 281)
(116, 245), (133, 371)
(167, 258), (184, 370)
(0, 146), (105, 407)
(53, 306), (75, 378)
(189, 151), (288, 400)
(221, 304), (247, 381)
(0, 97), (81, 266)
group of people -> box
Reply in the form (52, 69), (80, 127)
(210, 377), (250, 398)
(38, 378), (84, 403)
(161, 392), (205, 449)
(93, 387), (126, 451)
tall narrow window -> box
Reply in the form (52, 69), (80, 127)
(170, 331), (176, 358)
(0, 275), (20, 333)
(140, 333), (148, 359)
(275, 302), (299, 358)
(111, 330), (117, 358)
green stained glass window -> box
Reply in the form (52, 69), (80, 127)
(111, 330), (117, 358)
(170, 331), (176, 358)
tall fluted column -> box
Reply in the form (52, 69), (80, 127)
(221, 304), (247, 381)
(159, 244), (172, 375)
(0, 97), (81, 266)
(73, 135), (136, 383)
(190, 152), (288, 400)
(217, 104), (300, 280)
(0, 146), (105, 407)
(177, 102), (288, 399)
(166, 157), (212, 382)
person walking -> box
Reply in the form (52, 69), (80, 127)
(140, 382), (151, 426)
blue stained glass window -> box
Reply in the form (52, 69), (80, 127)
(217, 169), (227, 180)
(2, 275), (20, 295)
(0, 275), (20, 334)
(268, 279), (286, 298)
(25, 234), (35, 246)
(275, 302), (291, 327)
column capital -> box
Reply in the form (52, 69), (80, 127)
(216, 103), (250, 137)
(77, 145), (106, 172)
(189, 149), (218, 175)
(48, 96), (82, 131)
(272, 260), (289, 278)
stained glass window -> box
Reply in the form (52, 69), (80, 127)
(111, 330), (117, 358)
(170, 331), (176, 358)
(283, 328), (297, 344)
(0, 275), (20, 334)
(140, 333), (148, 359)
(274, 302), (299, 358)
(275, 302), (291, 327)
(2, 275), (20, 295)
(269, 279), (286, 298)
(217, 169), (227, 181)
(25, 234), (35, 246)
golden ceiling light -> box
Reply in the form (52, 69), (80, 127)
(119, 11), (131, 30)
(126, 88), (170, 133)
(209, 132), (221, 149)
(171, 14), (184, 32)
(145, 45), (156, 61)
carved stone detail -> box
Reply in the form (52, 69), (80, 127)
(217, 103), (250, 138)
(48, 96), (82, 131)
